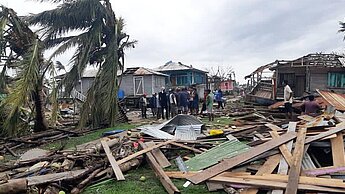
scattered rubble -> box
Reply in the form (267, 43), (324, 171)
(2, 94), (345, 194)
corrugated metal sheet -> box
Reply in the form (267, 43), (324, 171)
(174, 125), (198, 140)
(139, 125), (174, 139)
(185, 136), (251, 171)
(317, 90), (345, 111)
(302, 152), (317, 170)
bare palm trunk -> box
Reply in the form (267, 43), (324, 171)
(33, 85), (48, 132)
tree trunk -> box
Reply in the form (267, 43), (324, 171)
(33, 84), (48, 132)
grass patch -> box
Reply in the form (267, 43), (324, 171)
(201, 116), (233, 128)
(43, 123), (135, 150)
(83, 163), (225, 194)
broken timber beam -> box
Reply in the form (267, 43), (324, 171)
(118, 140), (174, 165)
(146, 141), (171, 168)
(139, 142), (180, 194)
(170, 142), (203, 154)
(241, 154), (281, 194)
(330, 132), (345, 167)
(286, 128), (307, 194)
(187, 132), (297, 184)
(101, 140), (125, 180)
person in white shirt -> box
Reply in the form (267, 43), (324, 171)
(169, 88), (177, 117)
(283, 80), (293, 120)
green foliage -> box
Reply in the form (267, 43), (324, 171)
(28, 0), (136, 129)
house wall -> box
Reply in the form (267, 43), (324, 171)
(119, 75), (167, 97)
(119, 74), (134, 96)
(75, 77), (94, 95)
(275, 66), (345, 98)
(310, 67), (345, 93)
(220, 80), (234, 91)
(160, 70), (207, 87)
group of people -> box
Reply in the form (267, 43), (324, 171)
(283, 80), (321, 120)
(139, 87), (225, 120)
(139, 87), (199, 119)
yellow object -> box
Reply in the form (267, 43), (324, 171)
(209, 129), (224, 135)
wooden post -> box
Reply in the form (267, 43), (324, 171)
(139, 142), (180, 194)
(101, 140), (125, 180)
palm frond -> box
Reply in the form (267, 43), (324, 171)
(2, 39), (41, 136)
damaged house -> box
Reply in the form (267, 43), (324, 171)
(245, 53), (345, 104)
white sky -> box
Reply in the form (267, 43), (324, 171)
(1, 0), (345, 83)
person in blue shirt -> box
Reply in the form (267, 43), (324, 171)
(215, 89), (224, 109)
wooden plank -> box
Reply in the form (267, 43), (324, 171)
(241, 154), (281, 194)
(225, 174), (345, 188)
(286, 128), (307, 194)
(269, 131), (294, 167)
(209, 176), (345, 193)
(27, 169), (87, 186)
(305, 123), (345, 144)
(101, 140), (125, 180)
(139, 142), (180, 194)
(118, 140), (174, 165)
(170, 142), (203, 154)
(165, 171), (251, 179)
(304, 166), (345, 176)
(187, 132), (297, 184)
(146, 141), (171, 168)
(272, 122), (297, 194)
(331, 133), (345, 167)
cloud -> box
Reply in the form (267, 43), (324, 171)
(1, 0), (345, 82)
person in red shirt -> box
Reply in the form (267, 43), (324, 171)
(301, 95), (321, 116)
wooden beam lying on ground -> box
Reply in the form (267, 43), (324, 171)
(286, 128), (307, 194)
(271, 122), (297, 194)
(304, 166), (345, 176)
(208, 176), (345, 193)
(330, 132), (345, 167)
(170, 142), (203, 154)
(305, 123), (345, 144)
(139, 142), (180, 194)
(187, 132), (297, 184)
(146, 141), (171, 168)
(118, 140), (174, 165)
(241, 154), (281, 194)
(101, 140), (125, 180)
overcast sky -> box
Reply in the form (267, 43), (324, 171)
(1, 0), (345, 83)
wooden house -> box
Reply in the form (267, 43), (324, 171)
(155, 61), (207, 87)
(119, 67), (168, 97)
(271, 53), (345, 98)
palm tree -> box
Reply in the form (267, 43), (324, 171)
(0, 6), (49, 136)
(27, 0), (136, 128)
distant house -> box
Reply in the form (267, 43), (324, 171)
(245, 53), (345, 104)
(219, 80), (235, 92)
(155, 61), (207, 87)
(119, 67), (168, 97)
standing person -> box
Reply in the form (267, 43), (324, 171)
(156, 92), (162, 119)
(192, 88), (199, 115)
(139, 94), (148, 119)
(179, 88), (189, 114)
(215, 89), (224, 109)
(159, 87), (169, 119)
(169, 88), (177, 117)
(150, 93), (158, 117)
(200, 89), (207, 114)
(301, 95), (321, 116)
(283, 80), (293, 120)
(176, 87), (181, 114)
(206, 89), (214, 121)
(189, 88), (195, 114)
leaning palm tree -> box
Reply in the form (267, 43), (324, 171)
(0, 6), (49, 136)
(27, 0), (136, 128)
